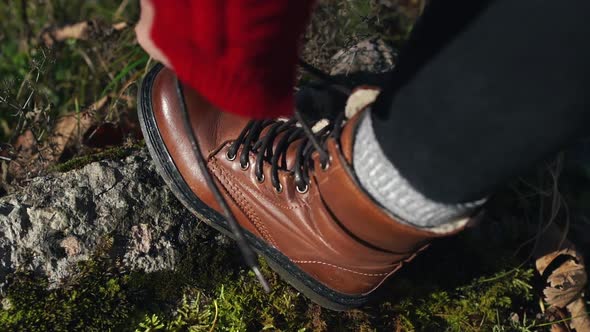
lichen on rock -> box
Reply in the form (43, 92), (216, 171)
(0, 149), (216, 292)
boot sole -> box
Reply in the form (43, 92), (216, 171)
(137, 64), (371, 311)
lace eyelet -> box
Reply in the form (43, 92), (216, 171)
(274, 183), (283, 193)
(226, 151), (236, 161)
(256, 173), (265, 183)
(296, 184), (309, 194)
(240, 161), (250, 170)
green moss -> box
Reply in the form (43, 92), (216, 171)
(134, 259), (309, 332)
(132, 257), (536, 332)
(0, 238), (138, 332)
(49, 144), (143, 173)
(124, 206), (544, 331)
(392, 268), (535, 331)
(0, 226), (542, 332)
(0, 200), (546, 332)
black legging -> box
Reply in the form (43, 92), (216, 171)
(371, 0), (590, 204)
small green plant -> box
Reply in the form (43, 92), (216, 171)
(136, 292), (217, 332)
(137, 314), (166, 331)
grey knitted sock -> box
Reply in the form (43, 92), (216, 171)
(352, 111), (485, 230)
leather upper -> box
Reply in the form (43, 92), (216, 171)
(152, 67), (457, 295)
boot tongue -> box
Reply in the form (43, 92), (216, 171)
(217, 111), (252, 145)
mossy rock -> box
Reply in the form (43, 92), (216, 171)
(50, 143), (143, 173)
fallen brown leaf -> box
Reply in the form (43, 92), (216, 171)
(537, 247), (587, 308)
(567, 298), (590, 332)
(534, 224), (590, 331)
(48, 96), (108, 159)
(6, 97), (108, 182)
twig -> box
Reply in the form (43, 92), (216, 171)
(113, 0), (131, 20)
(93, 47), (115, 81)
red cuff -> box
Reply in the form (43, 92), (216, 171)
(150, 0), (315, 119)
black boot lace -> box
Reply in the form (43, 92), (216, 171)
(225, 111), (345, 194)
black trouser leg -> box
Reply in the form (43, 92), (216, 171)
(371, 0), (590, 203)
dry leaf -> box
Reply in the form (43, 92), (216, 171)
(567, 298), (590, 332)
(536, 247), (587, 308)
(48, 96), (108, 159)
(6, 97), (108, 182)
(534, 224), (590, 331)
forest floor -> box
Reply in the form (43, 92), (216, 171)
(0, 1), (588, 331)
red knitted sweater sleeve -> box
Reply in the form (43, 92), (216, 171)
(149, 0), (315, 119)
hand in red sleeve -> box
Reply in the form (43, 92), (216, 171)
(135, 0), (171, 68)
(135, 0), (316, 119)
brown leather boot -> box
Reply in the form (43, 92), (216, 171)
(138, 64), (470, 310)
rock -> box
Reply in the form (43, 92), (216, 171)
(330, 38), (396, 76)
(0, 149), (218, 293)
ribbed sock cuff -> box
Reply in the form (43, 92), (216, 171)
(353, 111), (485, 230)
